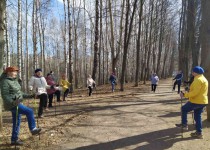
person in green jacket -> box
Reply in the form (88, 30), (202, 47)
(176, 66), (208, 139)
(0, 67), (41, 146)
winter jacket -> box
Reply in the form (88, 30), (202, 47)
(87, 78), (95, 88)
(59, 79), (71, 92)
(29, 75), (51, 95)
(184, 74), (208, 104)
(109, 75), (116, 84)
(173, 73), (183, 85)
(46, 76), (56, 95)
(151, 75), (159, 85)
(0, 74), (32, 111)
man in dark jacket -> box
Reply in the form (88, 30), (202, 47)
(0, 67), (41, 146)
(172, 70), (183, 94)
(109, 73), (117, 92)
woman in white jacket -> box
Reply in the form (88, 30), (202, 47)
(29, 69), (56, 118)
(87, 75), (96, 96)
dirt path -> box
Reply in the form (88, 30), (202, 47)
(47, 79), (210, 150)
(1, 79), (210, 150)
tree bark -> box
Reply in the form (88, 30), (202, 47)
(32, 0), (38, 70)
(0, 0), (6, 131)
(135, 0), (144, 86)
(120, 0), (138, 91)
(200, 0), (210, 121)
(25, 0), (29, 92)
(92, 0), (99, 80)
(17, 0), (22, 79)
(67, 0), (73, 84)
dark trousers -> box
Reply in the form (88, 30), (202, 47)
(173, 80), (181, 93)
(151, 84), (157, 92)
(88, 86), (92, 96)
(63, 89), (70, 101)
(48, 90), (61, 107)
(38, 93), (48, 117)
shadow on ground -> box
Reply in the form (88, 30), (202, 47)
(71, 127), (194, 150)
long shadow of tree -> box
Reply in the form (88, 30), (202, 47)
(73, 127), (193, 150)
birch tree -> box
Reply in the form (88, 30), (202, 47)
(17, 0), (22, 79)
(0, 0), (6, 131)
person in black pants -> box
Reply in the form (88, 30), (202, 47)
(151, 73), (159, 92)
(48, 90), (61, 106)
(38, 93), (48, 117)
(87, 75), (96, 96)
(173, 71), (183, 94)
(29, 69), (56, 118)
(46, 74), (61, 107)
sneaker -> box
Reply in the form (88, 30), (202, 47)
(190, 132), (203, 139)
(11, 140), (24, 146)
(38, 115), (44, 118)
(175, 124), (188, 130)
(44, 108), (49, 111)
(31, 128), (41, 135)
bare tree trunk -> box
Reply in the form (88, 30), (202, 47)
(183, 0), (195, 81)
(92, 0), (99, 80)
(120, 0), (138, 91)
(63, 0), (67, 77)
(98, 0), (103, 85)
(179, 0), (186, 72)
(161, 32), (171, 78)
(17, 0), (22, 79)
(192, 0), (201, 67)
(0, 0), (6, 131)
(25, 0), (29, 92)
(83, 0), (87, 86)
(135, 0), (144, 86)
(32, 0), (38, 70)
(146, 0), (154, 80)
(67, 0), (73, 84)
(37, 3), (44, 73)
(108, 0), (115, 74)
(105, 0), (109, 83)
(5, 7), (9, 67)
(156, 0), (166, 76)
(200, 0), (210, 121)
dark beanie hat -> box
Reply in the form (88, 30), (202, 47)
(35, 68), (42, 73)
(192, 66), (204, 74)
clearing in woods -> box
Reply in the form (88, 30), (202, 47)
(1, 79), (210, 150)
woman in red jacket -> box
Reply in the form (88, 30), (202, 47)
(45, 73), (61, 107)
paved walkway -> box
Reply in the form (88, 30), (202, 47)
(47, 79), (210, 150)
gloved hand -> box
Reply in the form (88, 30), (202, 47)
(12, 96), (22, 106)
(185, 87), (189, 92)
(54, 86), (59, 90)
(13, 100), (20, 106)
(29, 93), (35, 98)
(180, 91), (184, 99)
